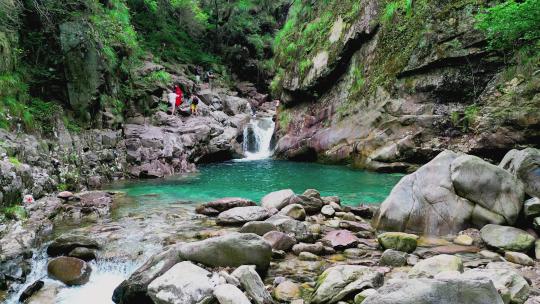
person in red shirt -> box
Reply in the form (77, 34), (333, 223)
(175, 85), (183, 108)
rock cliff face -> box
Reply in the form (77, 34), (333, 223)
(273, 0), (540, 172)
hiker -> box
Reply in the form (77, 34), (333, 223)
(167, 89), (177, 115)
(190, 94), (200, 116)
(175, 85), (183, 108)
(205, 70), (215, 89)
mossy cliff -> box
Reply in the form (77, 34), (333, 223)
(272, 0), (539, 172)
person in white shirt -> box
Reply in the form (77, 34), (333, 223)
(167, 90), (177, 115)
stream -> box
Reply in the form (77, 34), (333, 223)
(4, 116), (403, 303)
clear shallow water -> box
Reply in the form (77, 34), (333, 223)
(110, 159), (403, 210)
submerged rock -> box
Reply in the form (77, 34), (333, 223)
(480, 224), (535, 252)
(310, 265), (383, 304)
(147, 261), (217, 304)
(362, 278), (505, 304)
(47, 256), (92, 286)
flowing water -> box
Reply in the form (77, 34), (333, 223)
(4, 118), (404, 303)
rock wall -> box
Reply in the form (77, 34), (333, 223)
(273, 0), (540, 172)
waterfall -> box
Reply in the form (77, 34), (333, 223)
(242, 116), (275, 160)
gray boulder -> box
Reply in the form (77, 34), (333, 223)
(214, 284), (251, 304)
(263, 231), (296, 251)
(47, 234), (100, 257)
(311, 265), (384, 304)
(380, 249), (408, 267)
(147, 261), (217, 304)
(178, 233), (272, 272)
(196, 198), (256, 216)
(240, 221), (277, 236)
(373, 151), (526, 235)
(408, 255), (463, 278)
(289, 194), (324, 214)
(261, 189), (295, 210)
(217, 206), (270, 225)
(292, 242), (324, 255)
(480, 224), (535, 252)
(362, 278), (505, 304)
(265, 215), (312, 242)
(461, 268), (530, 304)
(499, 148), (540, 198)
(524, 197), (540, 219)
(232, 265), (274, 304)
(278, 204), (306, 220)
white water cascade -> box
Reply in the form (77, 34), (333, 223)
(241, 116), (276, 160)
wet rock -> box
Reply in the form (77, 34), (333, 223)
(409, 255), (463, 278)
(178, 233), (272, 272)
(321, 205), (336, 217)
(240, 221), (277, 236)
(373, 151), (525, 235)
(322, 230), (360, 249)
(113, 246), (182, 304)
(279, 204), (306, 220)
(461, 268), (530, 304)
(232, 265), (274, 304)
(68, 247), (96, 261)
(362, 278), (505, 304)
(310, 265), (384, 304)
(47, 256), (92, 286)
(504, 251), (534, 266)
(299, 252), (320, 261)
(214, 283), (251, 304)
(380, 249), (408, 267)
(289, 194), (324, 215)
(292, 242), (324, 255)
(499, 148), (540, 198)
(261, 189), (295, 210)
(354, 289), (377, 304)
(26, 282), (62, 304)
(377, 232), (418, 253)
(263, 231), (296, 251)
(265, 215), (313, 242)
(480, 224), (535, 252)
(147, 261), (217, 304)
(453, 235), (473, 246)
(47, 234), (100, 256)
(18, 280), (44, 302)
(524, 197), (540, 219)
(274, 280), (301, 301)
(217, 206), (270, 225)
(196, 198), (256, 215)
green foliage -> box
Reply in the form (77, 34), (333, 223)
(299, 59), (312, 74)
(476, 0), (540, 50)
(350, 66), (365, 94)
(8, 156), (21, 167)
(57, 183), (69, 191)
(145, 70), (172, 85)
(63, 116), (83, 133)
(3, 205), (27, 220)
(383, 2), (400, 22)
(278, 109), (292, 130)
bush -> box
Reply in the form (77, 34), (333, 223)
(476, 0), (540, 50)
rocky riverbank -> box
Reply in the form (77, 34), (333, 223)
(2, 147), (538, 303)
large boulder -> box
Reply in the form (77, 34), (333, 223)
(461, 268), (530, 304)
(113, 246), (182, 304)
(499, 148), (540, 198)
(373, 151), (526, 235)
(240, 221), (277, 236)
(310, 265), (384, 304)
(362, 278), (505, 304)
(196, 198), (256, 216)
(217, 206), (271, 225)
(480, 224), (535, 252)
(261, 189), (295, 210)
(214, 284), (252, 304)
(232, 265), (274, 304)
(47, 256), (92, 286)
(178, 233), (272, 272)
(408, 255), (463, 278)
(147, 261), (217, 304)
(289, 194), (324, 214)
(47, 234), (100, 257)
